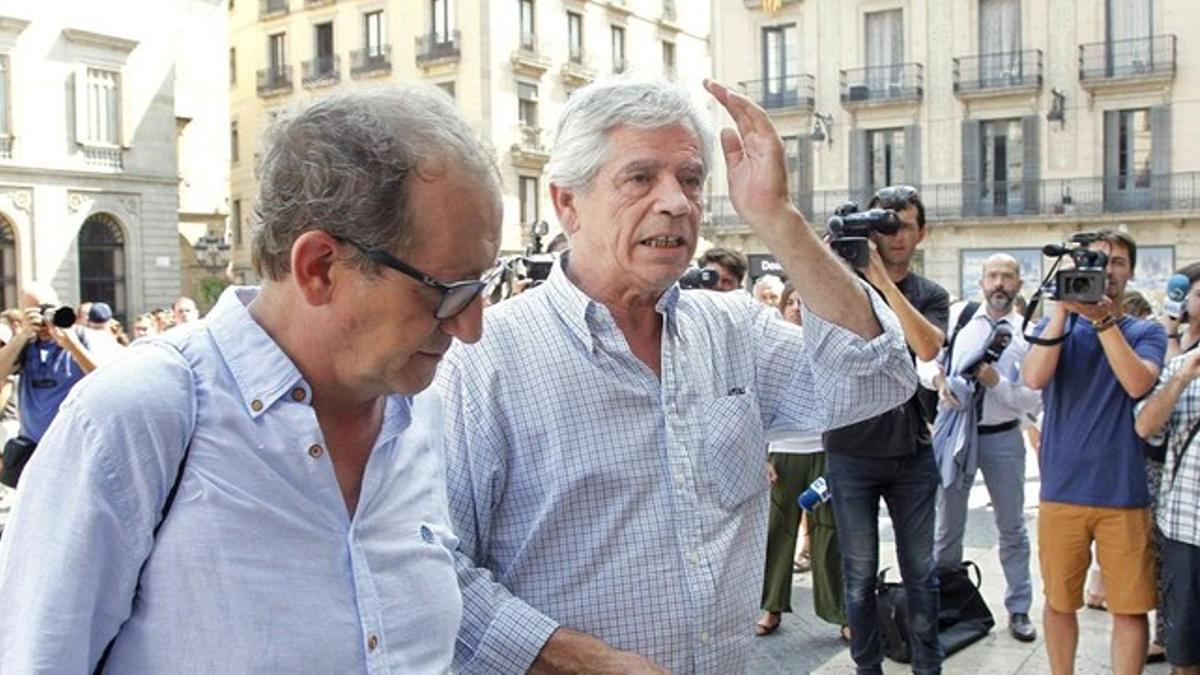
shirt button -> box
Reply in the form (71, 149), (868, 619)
(250, 399), (264, 412)
(291, 387), (306, 402)
(689, 551), (700, 566)
(308, 444), (324, 459)
(367, 633), (378, 651)
(700, 630), (711, 645)
(674, 473), (685, 488)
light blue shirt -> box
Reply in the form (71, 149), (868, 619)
(941, 302), (1041, 426)
(438, 260), (917, 674)
(0, 287), (462, 673)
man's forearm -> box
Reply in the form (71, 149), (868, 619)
(872, 276), (944, 361)
(1097, 328), (1159, 399)
(763, 208), (880, 339)
(0, 333), (28, 382)
(1023, 313), (1067, 389)
(61, 335), (98, 374)
(1135, 376), (1185, 439)
(530, 628), (665, 675)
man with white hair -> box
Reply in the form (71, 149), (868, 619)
(752, 274), (785, 308)
(438, 77), (917, 673)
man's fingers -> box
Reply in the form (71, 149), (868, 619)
(719, 128), (743, 167)
(706, 78), (770, 139)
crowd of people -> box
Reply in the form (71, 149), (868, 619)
(0, 75), (1193, 675)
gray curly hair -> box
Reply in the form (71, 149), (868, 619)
(251, 85), (501, 281)
(547, 76), (713, 194)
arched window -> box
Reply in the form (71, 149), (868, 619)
(78, 213), (126, 323)
(0, 217), (16, 309)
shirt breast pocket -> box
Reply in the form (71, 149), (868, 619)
(701, 393), (766, 511)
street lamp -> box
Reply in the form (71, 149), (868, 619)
(193, 233), (231, 272)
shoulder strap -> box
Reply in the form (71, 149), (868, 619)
(945, 301), (981, 370)
(1170, 415), (1200, 487)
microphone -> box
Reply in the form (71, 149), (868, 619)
(1164, 273), (1191, 320)
(797, 476), (832, 512)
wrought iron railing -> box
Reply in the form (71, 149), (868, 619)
(416, 30), (461, 66)
(1079, 34), (1176, 82)
(302, 55), (339, 85)
(351, 46), (391, 76)
(256, 66), (293, 96)
(840, 63), (924, 105)
(259, 0), (288, 18)
(739, 74), (815, 111)
(954, 49), (1043, 94)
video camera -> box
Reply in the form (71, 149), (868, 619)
(38, 304), (76, 329)
(825, 201), (902, 269)
(1042, 232), (1108, 304)
(679, 267), (719, 290)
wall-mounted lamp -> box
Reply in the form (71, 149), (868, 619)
(1047, 88), (1066, 127)
(811, 112), (834, 146)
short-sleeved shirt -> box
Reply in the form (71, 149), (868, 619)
(1038, 315), (1167, 507)
(1135, 352), (1200, 546)
(16, 337), (88, 442)
(823, 271), (950, 457)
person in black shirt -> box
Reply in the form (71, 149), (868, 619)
(823, 185), (949, 674)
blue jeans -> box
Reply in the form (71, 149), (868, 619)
(827, 448), (943, 675)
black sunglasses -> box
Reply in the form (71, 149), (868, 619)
(337, 236), (501, 320)
(873, 185), (919, 210)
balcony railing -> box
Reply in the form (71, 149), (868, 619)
(0, 137), (11, 160)
(351, 46), (391, 77)
(738, 74), (815, 112)
(256, 65), (293, 97)
(516, 125), (545, 152)
(1079, 34), (1176, 83)
(81, 145), (123, 170)
(662, 0), (676, 22)
(954, 49), (1043, 95)
(705, 173), (1200, 232)
(302, 54), (340, 86)
(259, 0), (288, 19)
(416, 30), (461, 67)
(840, 63), (923, 106)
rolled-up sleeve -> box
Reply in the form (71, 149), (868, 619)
(438, 354), (559, 674)
(757, 281), (917, 433)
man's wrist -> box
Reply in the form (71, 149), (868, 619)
(1090, 315), (1117, 333)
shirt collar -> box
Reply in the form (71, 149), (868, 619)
(968, 303), (1021, 326)
(204, 286), (311, 418)
(543, 254), (681, 349)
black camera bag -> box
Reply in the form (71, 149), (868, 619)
(0, 435), (37, 488)
(877, 561), (995, 663)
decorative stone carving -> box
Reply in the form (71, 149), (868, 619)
(68, 192), (87, 213)
(10, 189), (30, 212)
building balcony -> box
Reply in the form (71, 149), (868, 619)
(739, 74), (815, 114)
(350, 46), (391, 78)
(1079, 34), (1176, 91)
(839, 63), (924, 108)
(658, 0), (680, 31)
(416, 30), (461, 69)
(704, 172), (1200, 234)
(512, 33), (551, 78)
(259, 0), (288, 20)
(256, 65), (293, 97)
(0, 137), (11, 160)
(304, 0), (335, 7)
(561, 51), (595, 88)
(607, 0), (633, 18)
(510, 125), (550, 171)
(80, 144), (123, 170)
(302, 55), (340, 87)
(954, 49), (1043, 98)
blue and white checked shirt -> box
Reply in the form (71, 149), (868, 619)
(0, 287), (462, 673)
(1137, 352), (1200, 547)
(438, 260), (917, 673)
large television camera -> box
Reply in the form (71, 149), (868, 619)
(825, 201), (902, 269)
(678, 267), (719, 290)
(1042, 232), (1108, 304)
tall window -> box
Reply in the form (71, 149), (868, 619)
(518, 82), (538, 128)
(519, 0), (535, 50)
(231, 199), (243, 246)
(519, 176), (539, 225)
(864, 9), (903, 92)
(230, 121), (239, 163)
(314, 22), (334, 73)
(0, 55), (8, 137)
(0, 217), (15, 309)
(84, 68), (121, 146)
(268, 33), (286, 75)
(1107, 0), (1152, 73)
(611, 25), (625, 73)
(77, 213), (126, 323)
(431, 0), (453, 42)
(762, 24), (799, 106)
(567, 12), (583, 63)
(980, 118), (1024, 214)
(979, 0), (1021, 82)
(229, 47), (237, 85)
(662, 40), (676, 79)
(1117, 109), (1151, 190)
(868, 128), (907, 191)
(364, 11), (385, 57)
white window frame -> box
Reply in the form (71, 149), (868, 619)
(74, 64), (123, 148)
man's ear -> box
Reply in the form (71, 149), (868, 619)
(550, 183), (580, 235)
(290, 231), (341, 307)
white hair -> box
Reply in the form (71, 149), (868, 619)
(753, 274), (785, 295)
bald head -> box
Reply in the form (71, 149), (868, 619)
(19, 281), (59, 310)
(983, 253), (1020, 276)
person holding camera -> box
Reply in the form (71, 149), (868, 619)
(0, 282), (98, 484)
(931, 254), (1042, 643)
(437, 77), (916, 674)
(1023, 228), (1167, 675)
(820, 185), (949, 674)
(698, 246), (749, 292)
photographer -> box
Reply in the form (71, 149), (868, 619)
(1023, 228), (1166, 675)
(0, 283), (97, 485)
(823, 185), (949, 674)
(698, 246), (749, 292)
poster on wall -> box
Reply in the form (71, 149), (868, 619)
(1126, 246), (1175, 312)
(959, 249), (1045, 303)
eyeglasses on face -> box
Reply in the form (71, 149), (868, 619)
(336, 236), (501, 320)
(873, 185), (919, 210)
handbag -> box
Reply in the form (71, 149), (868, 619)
(0, 435), (37, 488)
(876, 560), (995, 664)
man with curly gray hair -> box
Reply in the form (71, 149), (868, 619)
(439, 76), (917, 673)
(0, 85), (502, 671)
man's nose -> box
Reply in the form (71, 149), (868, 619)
(440, 294), (484, 344)
(655, 177), (692, 217)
